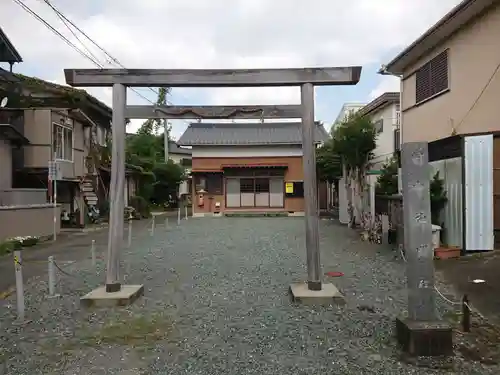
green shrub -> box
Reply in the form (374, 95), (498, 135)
(129, 196), (151, 218)
(0, 236), (40, 256)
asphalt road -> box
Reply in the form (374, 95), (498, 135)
(0, 211), (185, 299)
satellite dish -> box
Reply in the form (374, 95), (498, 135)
(0, 97), (7, 108)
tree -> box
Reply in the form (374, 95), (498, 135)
(316, 139), (342, 182)
(375, 156), (399, 196)
(151, 161), (185, 204)
(136, 87), (172, 136)
(331, 112), (377, 226)
(103, 87), (185, 207)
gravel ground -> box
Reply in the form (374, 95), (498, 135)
(0, 217), (498, 374)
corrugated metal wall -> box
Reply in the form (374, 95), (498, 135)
(464, 135), (494, 251)
(429, 157), (463, 248)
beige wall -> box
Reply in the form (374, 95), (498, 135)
(0, 189), (46, 206)
(0, 139), (12, 189)
(23, 109), (88, 178)
(401, 4), (500, 142)
(0, 205), (61, 242)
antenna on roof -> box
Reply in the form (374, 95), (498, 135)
(0, 97), (7, 108)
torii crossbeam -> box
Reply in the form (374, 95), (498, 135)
(65, 66), (361, 306)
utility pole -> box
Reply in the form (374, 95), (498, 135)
(164, 119), (169, 162)
(300, 83), (322, 291)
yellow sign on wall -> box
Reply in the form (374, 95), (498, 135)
(285, 182), (294, 194)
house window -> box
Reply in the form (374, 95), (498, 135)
(96, 126), (106, 146)
(394, 129), (401, 151)
(415, 50), (449, 104)
(52, 123), (73, 161)
(240, 178), (255, 193)
(194, 174), (222, 194)
(180, 158), (192, 167)
(255, 178), (270, 193)
(395, 104), (401, 126)
(195, 175), (206, 191)
(206, 174), (223, 194)
(374, 119), (383, 133)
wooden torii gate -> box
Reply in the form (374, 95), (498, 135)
(64, 67), (361, 304)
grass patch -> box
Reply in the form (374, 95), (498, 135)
(443, 310), (462, 324)
(54, 314), (174, 352)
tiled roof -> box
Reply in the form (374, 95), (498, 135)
(357, 92), (399, 117)
(0, 27), (22, 63)
(178, 122), (329, 146)
(168, 140), (191, 155)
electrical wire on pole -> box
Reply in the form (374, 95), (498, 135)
(39, 0), (193, 129)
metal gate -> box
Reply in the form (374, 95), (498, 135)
(464, 134), (494, 251)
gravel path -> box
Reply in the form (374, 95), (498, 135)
(0, 217), (498, 374)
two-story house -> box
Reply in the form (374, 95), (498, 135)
(382, 0), (500, 252)
(178, 122), (329, 216)
(0, 68), (113, 227)
(357, 92), (400, 170)
(383, 0), (499, 143)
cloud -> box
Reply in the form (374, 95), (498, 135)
(369, 75), (401, 100)
(1, 0), (462, 135)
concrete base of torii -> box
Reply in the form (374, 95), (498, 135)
(80, 285), (144, 308)
(289, 282), (345, 306)
(396, 317), (453, 357)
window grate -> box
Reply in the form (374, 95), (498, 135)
(415, 50), (449, 104)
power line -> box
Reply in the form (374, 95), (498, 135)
(40, 0), (177, 103)
(14, 0), (155, 106)
(41, 0), (192, 128)
(44, 0), (105, 68)
(14, 0), (193, 130)
(12, 0), (103, 68)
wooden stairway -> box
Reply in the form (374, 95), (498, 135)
(80, 178), (99, 208)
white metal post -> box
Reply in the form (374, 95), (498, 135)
(185, 204), (188, 220)
(127, 219), (132, 247)
(91, 240), (96, 267)
(105, 83), (126, 293)
(177, 207), (181, 225)
(151, 216), (155, 236)
(301, 83), (322, 291)
(14, 251), (25, 321)
(47, 256), (59, 298)
(164, 217), (168, 229)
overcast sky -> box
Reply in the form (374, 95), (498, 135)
(0, 0), (461, 139)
